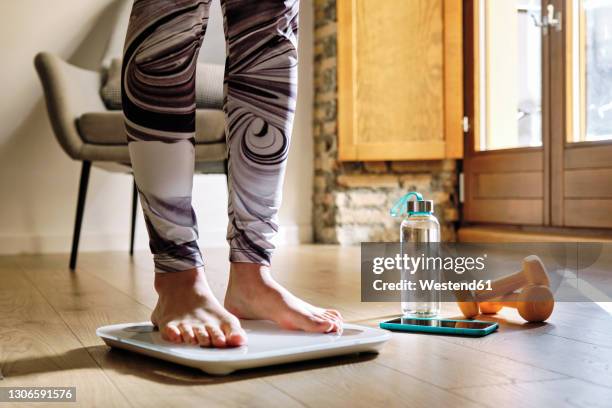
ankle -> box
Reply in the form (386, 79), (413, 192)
(154, 267), (206, 293)
(229, 263), (276, 290)
(230, 262), (270, 278)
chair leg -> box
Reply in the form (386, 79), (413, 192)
(69, 160), (91, 270)
(130, 178), (138, 256)
(223, 158), (229, 193)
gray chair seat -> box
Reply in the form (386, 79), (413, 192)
(78, 110), (226, 145)
(34, 53), (227, 165)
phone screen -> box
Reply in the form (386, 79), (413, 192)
(386, 317), (495, 330)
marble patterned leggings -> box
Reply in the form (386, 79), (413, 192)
(122, 0), (299, 272)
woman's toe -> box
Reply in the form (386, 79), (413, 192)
(294, 312), (334, 333)
(312, 311), (338, 333)
(163, 323), (182, 342)
(178, 323), (197, 344)
(221, 320), (247, 347)
(326, 309), (343, 320)
(194, 325), (211, 347)
(206, 325), (227, 348)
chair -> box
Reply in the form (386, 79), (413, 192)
(34, 0), (227, 269)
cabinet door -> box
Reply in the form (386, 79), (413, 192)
(337, 0), (463, 161)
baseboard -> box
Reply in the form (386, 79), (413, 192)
(0, 223), (313, 255)
(0, 232), (148, 255)
(272, 223), (313, 246)
(458, 226), (612, 243)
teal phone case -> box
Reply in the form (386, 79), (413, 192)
(379, 317), (498, 337)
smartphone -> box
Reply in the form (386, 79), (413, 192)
(380, 317), (498, 337)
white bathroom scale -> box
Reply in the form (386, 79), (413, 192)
(97, 320), (390, 375)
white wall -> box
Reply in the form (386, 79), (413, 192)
(0, 0), (313, 255)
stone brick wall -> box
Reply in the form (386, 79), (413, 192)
(312, 0), (459, 244)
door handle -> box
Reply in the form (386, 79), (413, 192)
(530, 4), (562, 35)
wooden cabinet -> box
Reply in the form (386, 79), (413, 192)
(337, 0), (463, 161)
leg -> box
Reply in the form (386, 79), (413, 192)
(69, 160), (91, 270)
(220, 0), (342, 333)
(122, 0), (245, 347)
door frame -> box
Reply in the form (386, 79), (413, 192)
(462, 0), (612, 234)
(552, 0), (612, 228)
(462, 0), (548, 227)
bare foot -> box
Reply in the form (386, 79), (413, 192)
(151, 267), (246, 347)
(224, 263), (343, 333)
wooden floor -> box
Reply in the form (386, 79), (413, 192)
(1, 245), (612, 407)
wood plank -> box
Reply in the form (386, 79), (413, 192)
(565, 168), (612, 198)
(468, 151), (543, 172)
(564, 199), (612, 228)
(437, 320), (612, 388)
(525, 303), (612, 349)
(353, 141), (446, 161)
(476, 172), (543, 198)
(445, 301), (612, 349)
(458, 226), (612, 243)
(336, 0), (356, 161)
(0, 257), (128, 407)
(264, 357), (481, 408)
(444, 0), (464, 159)
(452, 378), (612, 408)
(548, 0), (566, 227)
(466, 199), (543, 225)
(356, 319), (565, 390)
(355, 0), (444, 144)
(565, 143), (612, 169)
(467, 0), (479, 153)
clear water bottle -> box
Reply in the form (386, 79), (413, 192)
(392, 192), (441, 317)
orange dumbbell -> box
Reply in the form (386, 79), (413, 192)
(478, 301), (504, 314)
(479, 285), (554, 322)
(457, 255), (549, 319)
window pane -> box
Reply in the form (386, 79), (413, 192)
(570, 0), (612, 143)
(478, 0), (542, 151)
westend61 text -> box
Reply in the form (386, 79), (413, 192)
(372, 279), (493, 292)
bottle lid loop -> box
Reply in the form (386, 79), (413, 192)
(390, 191), (424, 217)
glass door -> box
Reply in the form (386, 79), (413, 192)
(478, 0), (543, 151)
(464, 0), (612, 231)
(568, 0), (612, 144)
(464, 0), (547, 226)
(552, 0), (612, 228)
